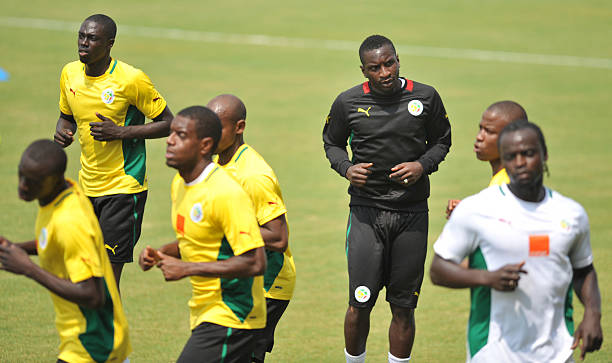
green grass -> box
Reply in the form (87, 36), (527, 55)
(1, 1), (611, 361)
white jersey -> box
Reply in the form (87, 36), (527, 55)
(434, 184), (593, 363)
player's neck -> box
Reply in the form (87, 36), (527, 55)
(490, 159), (503, 176)
(217, 138), (244, 166)
(507, 180), (545, 203)
(180, 158), (213, 184)
(38, 179), (70, 207)
(85, 55), (112, 77)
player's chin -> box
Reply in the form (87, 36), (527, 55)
(165, 158), (179, 169)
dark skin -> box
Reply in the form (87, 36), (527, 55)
(431, 128), (603, 359)
(54, 19), (173, 147)
(0, 150), (105, 309)
(348, 45), (424, 189)
(446, 107), (515, 219)
(139, 114), (266, 280)
(344, 45), (420, 359)
(53, 19), (173, 289)
(208, 94), (289, 253)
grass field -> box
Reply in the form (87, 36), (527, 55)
(1, 1), (611, 361)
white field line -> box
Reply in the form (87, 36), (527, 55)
(2, 16), (612, 70)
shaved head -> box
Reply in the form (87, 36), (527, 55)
(21, 139), (67, 177)
(486, 100), (527, 125)
(206, 94), (247, 124)
(83, 14), (117, 40)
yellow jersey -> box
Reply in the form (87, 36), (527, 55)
(171, 163), (266, 330)
(489, 168), (510, 187)
(35, 179), (130, 363)
(59, 59), (167, 197)
(217, 144), (296, 300)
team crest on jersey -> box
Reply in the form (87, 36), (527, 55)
(408, 100), (423, 116)
(354, 285), (371, 303)
(101, 88), (115, 104)
(38, 228), (48, 250)
(560, 219), (571, 233)
(190, 203), (203, 223)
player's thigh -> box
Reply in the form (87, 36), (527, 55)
(177, 323), (257, 363)
(253, 298), (290, 358)
(347, 206), (384, 308)
(386, 211), (428, 308)
(95, 191), (147, 263)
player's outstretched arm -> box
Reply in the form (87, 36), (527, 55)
(0, 239), (105, 309)
(259, 214), (289, 253)
(571, 265), (603, 360)
(0, 237), (38, 255)
(156, 247), (266, 282)
(89, 106), (174, 141)
(54, 112), (77, 147)
(430, 254), (526, 291)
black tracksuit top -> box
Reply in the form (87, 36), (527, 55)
(323, 78), (451, 211)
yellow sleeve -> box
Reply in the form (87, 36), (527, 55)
(213, 186), (264, 256)
(54, 216), (103, 283)
(242, 174), (287, 225)
(58, 65), (72, 115)
(128, 69), (167, 120)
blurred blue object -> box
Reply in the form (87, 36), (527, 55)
(0, 68), (9, 81)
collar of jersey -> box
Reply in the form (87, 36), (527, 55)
(184, 162), (217, 186)
(82, 58), (117, 79)
(41, 178), (76, 210)
(499, 183), (552, 204)
(231, 144), (250, 164)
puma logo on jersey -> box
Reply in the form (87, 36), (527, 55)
(268, 201), (277, 205)
(105, 244), (119, 255)
(69, 88), (76, 96)
(240, 231), (251, 236)
(357, 106), (372, 117)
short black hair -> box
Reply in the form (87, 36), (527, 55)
(359, 35), (396, 64)
(84, 14), (117, 39)
(177, 106), (222, 151)
(23, 139), (67, 176)
(487, 100), (528, 122)
(498, 119), (548, 157)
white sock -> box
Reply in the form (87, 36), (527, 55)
(345, 348), (366, 363)
(388, 352), (410, 362)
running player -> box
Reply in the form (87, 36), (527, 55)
(138, 106), (266, 363)
(323, 35), (452, 363)
(53, 14), (174, 289)
(208, 94), (296, 362)
(431, 120), (603, 362)
(0, 139), (130, 363)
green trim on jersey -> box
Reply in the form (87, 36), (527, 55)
(109, 59), (118, 74)
(132, 194), (139, 246)
(53, 191), (73, 207)
(263, 249), (284, 292)
(564, 282), (575, 335)
(498, 185), (506, 196)
(122, 105), (147, 185)
(78, 279), (114, 363)
(218, 236), (255, 322)
(468, 247), (490, 358)
(234, 146), (249, 162)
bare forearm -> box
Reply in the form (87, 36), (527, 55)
(16, 240), (37, 255)
(120, 120), (171, 139)
(430, 254), (489, 288)
(185, 247), (265, 279)
(159, 241), (180, 258)
(26, 266), (103, 308)
(576, 269), (602, 316)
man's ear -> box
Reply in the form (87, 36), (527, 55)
(236, 120), (246, 135)
(200, 137), (215, 157)
(360, 64), (366, 78)
(107, 37), (115, 50)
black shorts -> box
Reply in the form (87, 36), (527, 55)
(177, 322), (259, 363)
(346, 206), (428, 309)
(252, 298), (290, 362)
(89, 191), (147, 264)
